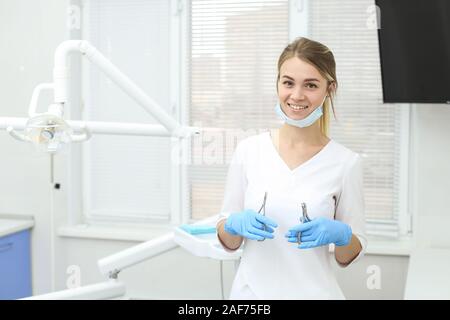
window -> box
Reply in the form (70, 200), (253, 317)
(80, 0), (174, 224)
(187, 0), (409, 237)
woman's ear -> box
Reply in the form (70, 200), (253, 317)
(327, 81), (337, 96)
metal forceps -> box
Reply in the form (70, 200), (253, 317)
(257, 192), (268, 242)
(297, 202), (311, 244)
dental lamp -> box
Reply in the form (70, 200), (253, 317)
(7, 83), (91, 153)
(0, 40), (200, 296)
(2, 40), (199, 152)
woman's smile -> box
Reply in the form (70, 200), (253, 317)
(287, 103), (309, 111)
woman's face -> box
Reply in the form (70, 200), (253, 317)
(277, 57), (329, 120)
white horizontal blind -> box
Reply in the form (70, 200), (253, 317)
(309, 0), (402, 237)
(188, 0), (289, 219)
(82, 0), (172, 223)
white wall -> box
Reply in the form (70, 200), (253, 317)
(2, 0), (450, 299)
(412, 105), (450, 224)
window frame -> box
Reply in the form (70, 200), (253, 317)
(65, 0), (188, 227)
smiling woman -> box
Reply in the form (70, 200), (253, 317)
(276, 37), (338, 136)
(216, 37), (367, 300)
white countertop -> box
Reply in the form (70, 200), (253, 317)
(0, 216), (34, 238)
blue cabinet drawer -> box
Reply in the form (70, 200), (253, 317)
(0, 230), (32, 299)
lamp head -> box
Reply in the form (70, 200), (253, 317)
(25, 112), (73, 153)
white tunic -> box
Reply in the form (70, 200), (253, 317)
(218, 131), (367, 300)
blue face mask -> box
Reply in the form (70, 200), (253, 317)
(275, 97), (326, 128)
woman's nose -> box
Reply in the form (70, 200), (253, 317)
(290, 87), (306, 101)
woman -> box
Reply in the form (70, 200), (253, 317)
(216, 37), (367, 299)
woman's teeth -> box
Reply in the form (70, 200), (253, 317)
(288, 103), (308, 110)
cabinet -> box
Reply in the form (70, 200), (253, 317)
(0, 220), (33, 300)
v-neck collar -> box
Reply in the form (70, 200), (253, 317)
(264, 131), (333, 174)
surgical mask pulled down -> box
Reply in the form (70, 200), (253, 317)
(275, 95), (327, 128)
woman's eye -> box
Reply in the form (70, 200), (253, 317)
(283, 81), (294, 86)
(305, 83), (318, 89)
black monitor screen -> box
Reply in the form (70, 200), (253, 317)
(376, 0), (450, 103)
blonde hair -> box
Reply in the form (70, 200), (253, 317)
(276, 37), (338, 136)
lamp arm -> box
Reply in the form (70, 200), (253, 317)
(28, 83), (55, 117)
(6, 126), (31, 142)
(53, 40), (182, 135)
(70, 124), (91, 142)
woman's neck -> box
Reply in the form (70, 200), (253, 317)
(278, 122), (328, 147)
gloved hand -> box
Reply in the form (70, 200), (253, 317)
(285, 217), (352, 249)
(224, 209), (278, 241)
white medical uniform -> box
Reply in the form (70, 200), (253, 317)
(218, 131), (367, 300)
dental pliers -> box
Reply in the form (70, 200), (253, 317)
(298, 202), (311, 244)
(257, 192), (267, 241)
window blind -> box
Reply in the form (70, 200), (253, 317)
(82, 0), (172, 222)
(308, 0), (402, 237)
(188, 0), (289, 220)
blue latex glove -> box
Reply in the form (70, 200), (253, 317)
(285, 217), (352, 249)
(224, 209), (278, 241)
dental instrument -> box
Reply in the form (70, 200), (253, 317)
(297, 202), (311, 244)
(257, 192), (268, 242)
(300, 202), (311, 223)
